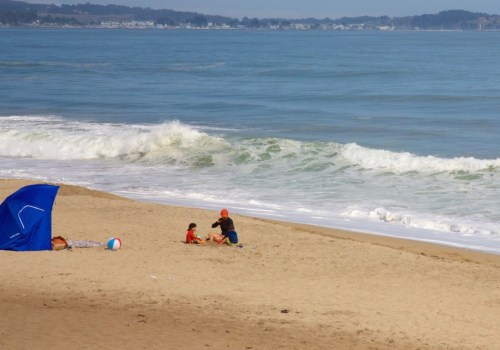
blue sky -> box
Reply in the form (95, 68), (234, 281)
(22, 0), (500, 19)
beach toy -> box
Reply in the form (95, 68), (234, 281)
(107, 237), (122, 251)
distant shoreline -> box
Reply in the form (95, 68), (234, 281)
(2, 24), (500, 32)
(1, 2), (500, 31)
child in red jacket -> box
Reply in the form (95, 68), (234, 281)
(185, 223), (205, 244)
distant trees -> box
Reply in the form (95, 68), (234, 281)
(0, 0), (36, 24)
(0, 10), (37, 25)
(411, 10), (487, 29)
(241, 17), (261, 28)
(156, 17), (176, 26)
(39, 15), (82, 26)
(190, 15), (207, 27)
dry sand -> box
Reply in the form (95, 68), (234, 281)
(1, 178), (500, 349)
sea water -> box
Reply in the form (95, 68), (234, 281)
(1, 28), (499, 253)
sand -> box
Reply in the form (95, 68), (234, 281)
(1, 178), (500, 349)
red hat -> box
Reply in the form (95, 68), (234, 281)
(220, 208), (228, 218)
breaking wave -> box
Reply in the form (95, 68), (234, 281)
(1, 116), (499, 175)
(0, 116), (228, 163)
(0, 116), (500, 173)
(340, 143), (500, 173)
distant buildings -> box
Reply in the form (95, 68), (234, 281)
(81, 21), (395, 31)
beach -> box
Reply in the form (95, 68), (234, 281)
(0, 178), (499, 349)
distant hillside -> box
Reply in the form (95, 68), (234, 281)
(278, 10), (500, 30)
(0, 0), (237, 26)
(408, 10), (498, 30)
(1, 0), (499, 30)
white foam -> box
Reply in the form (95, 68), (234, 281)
(2, 116), (499, 176)
(341, 206), (499, 236)
(340, 143), (500, 173)
(0, 116), (228, 162)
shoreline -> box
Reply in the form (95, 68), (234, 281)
(5, 176), (499, 256)
(1, 178), (500, 349)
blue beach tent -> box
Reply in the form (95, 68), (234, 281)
(0, 184), (59, 251)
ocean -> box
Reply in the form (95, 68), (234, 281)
(1, 28), (499, 253)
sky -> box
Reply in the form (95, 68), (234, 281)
(21, 0), (500, 19)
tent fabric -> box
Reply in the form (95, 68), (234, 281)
(0, 184), (59, 251)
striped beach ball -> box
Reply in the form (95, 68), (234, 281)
(107, 237), (122, 251)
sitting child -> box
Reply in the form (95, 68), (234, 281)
(185, 223), (205, 244)
(225, 230), (239, 246)
(207, 230), (238, 245)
